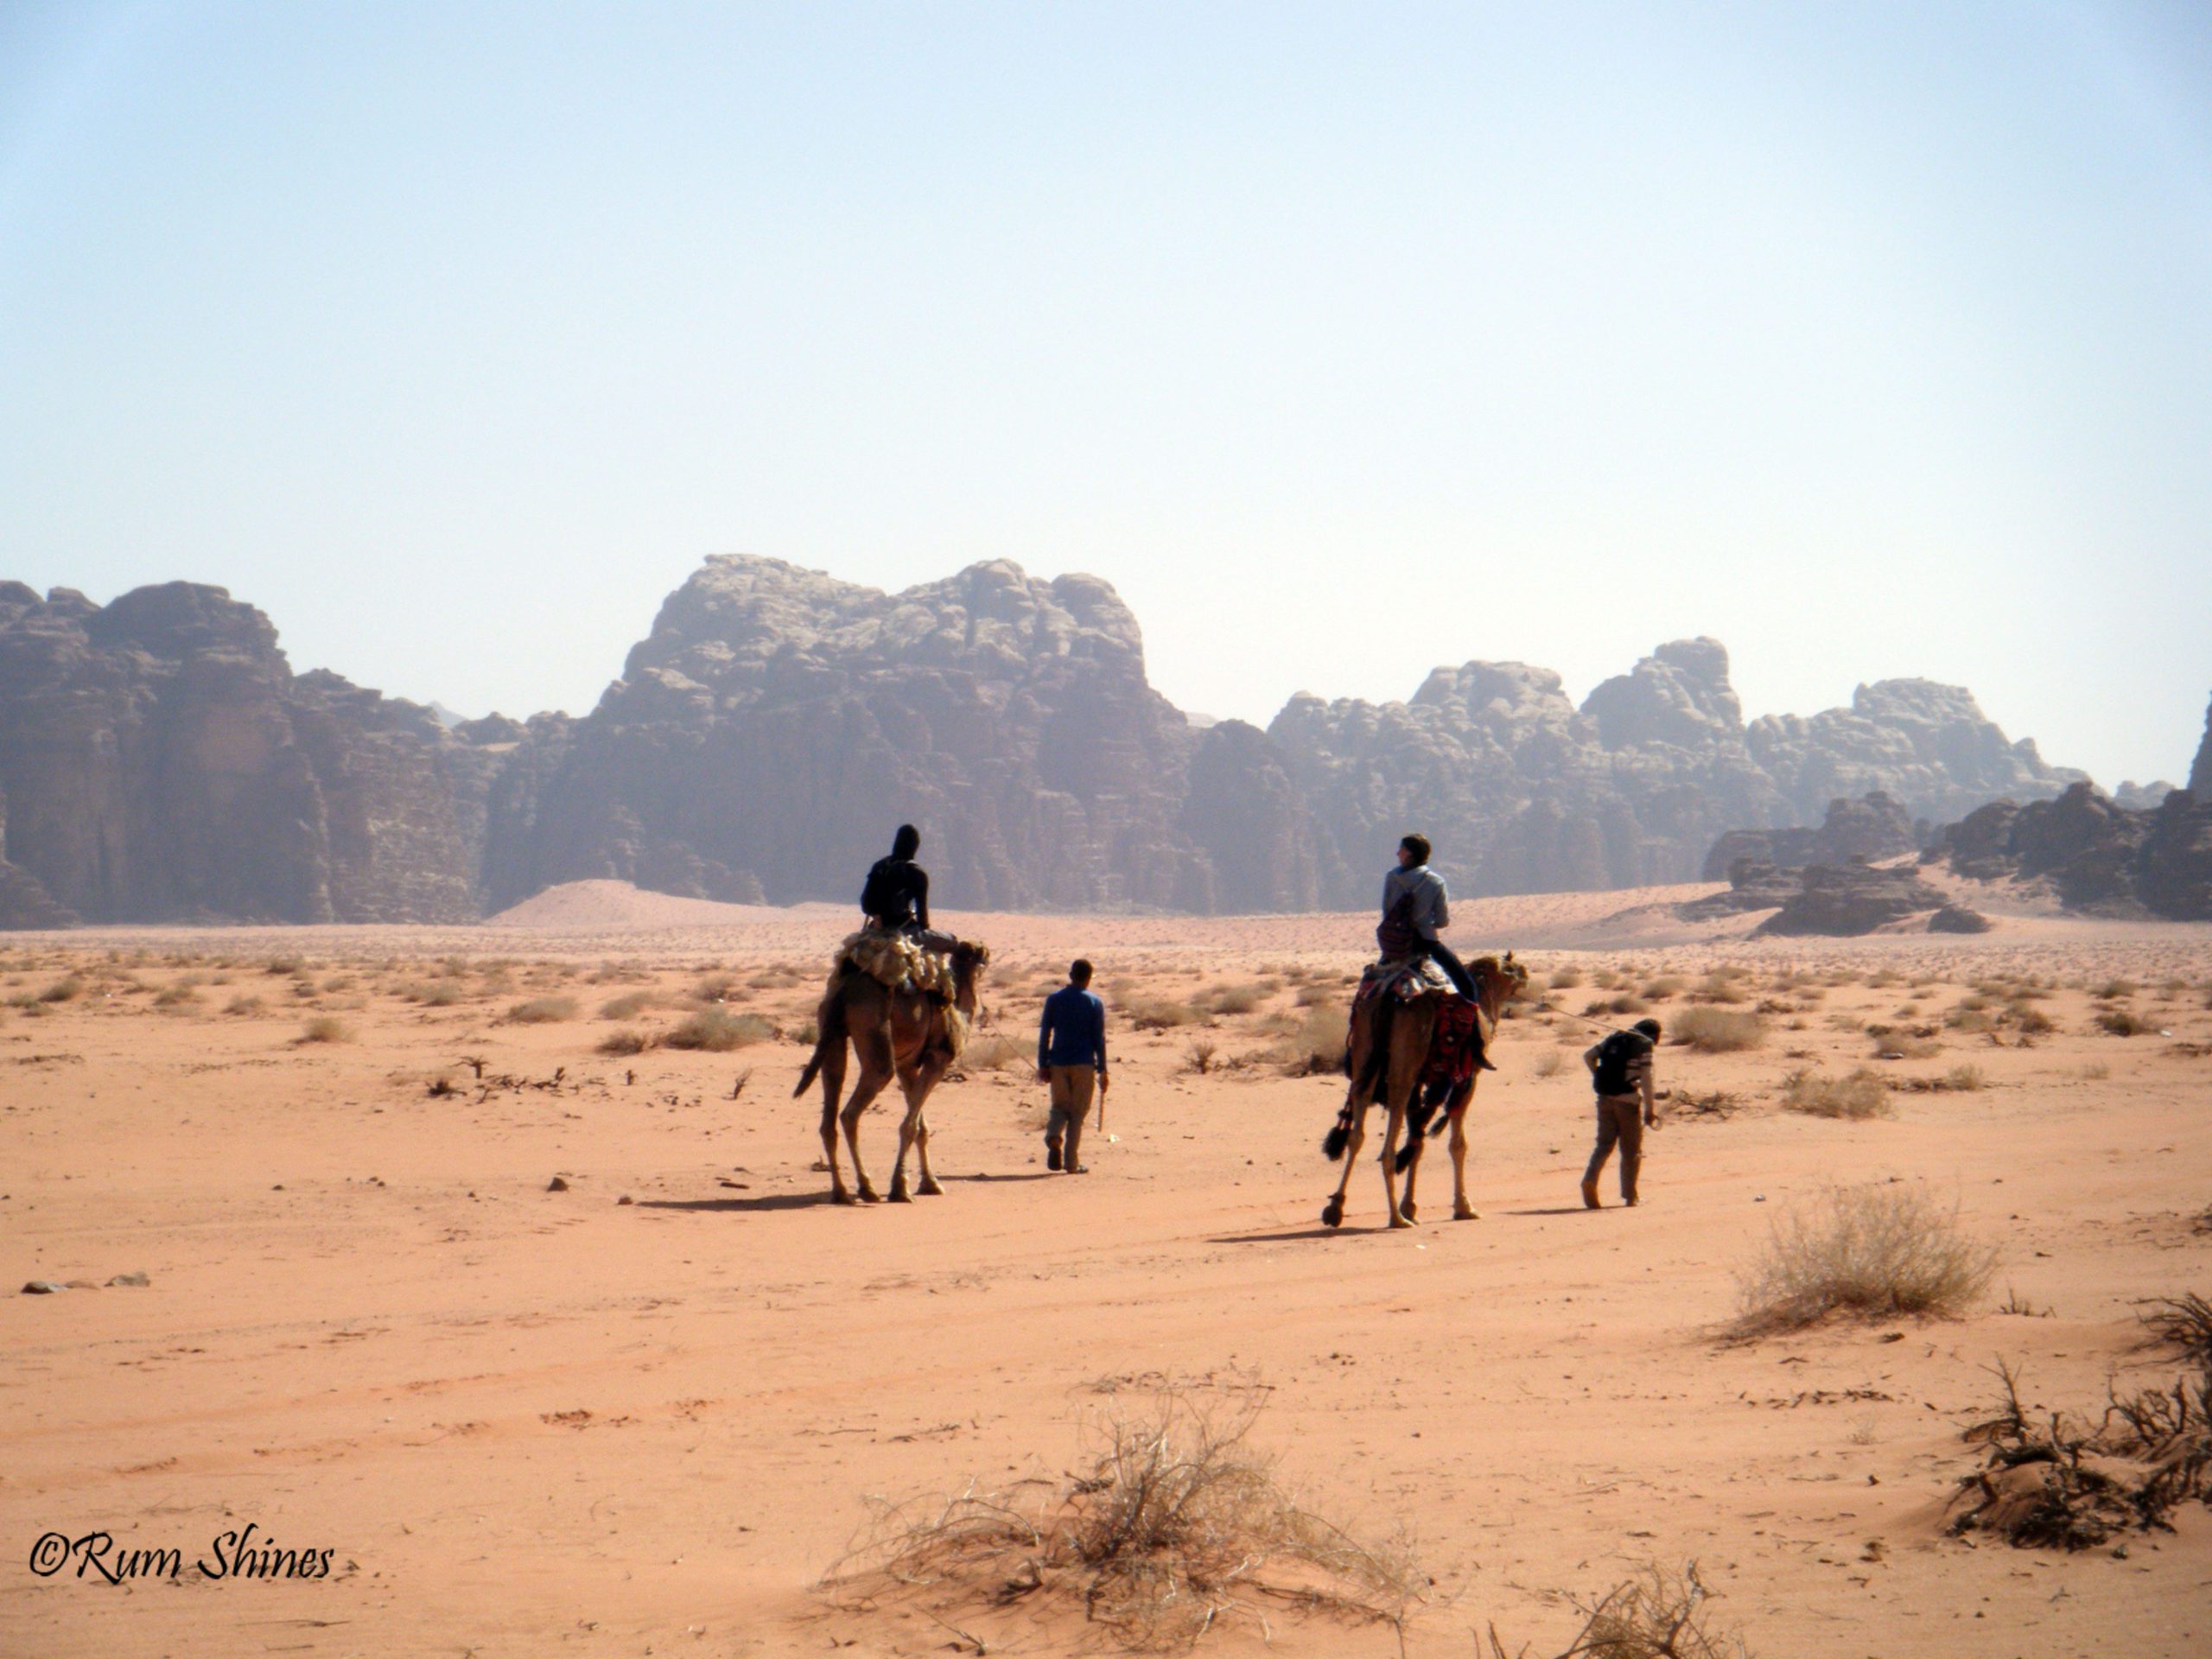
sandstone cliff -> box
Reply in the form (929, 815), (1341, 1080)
(0, 582), (500, 924)
(1923, 780), (2212, 921)
(2192, 694), (2212, 798)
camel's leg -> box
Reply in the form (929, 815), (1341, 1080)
(817, 1034), (850, 1202)
(1380, 1099), (1413, 1228)
(912, 1104), (944, 1196)
(1400, 1093), (1427, 1223)
(1322, 1099), (1366, 1228)
(886, 1056), (942, 1203)
(1450, 1098), (1478, 1221)
(840, 1025), (897, 1203)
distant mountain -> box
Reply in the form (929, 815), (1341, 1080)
(0, 558), (2150, 925)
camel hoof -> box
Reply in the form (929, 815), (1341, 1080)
(831, 1190), (856, 1206)
(1320, 1197), (1344, 1229)
(1389, 1213), (1416, 1230)
(1400, 1198), (1417, 1223)
(1453, 1203), (1479, 1221)
(856, 1184), (880, 1204)
(917, 1179), (944, 1197)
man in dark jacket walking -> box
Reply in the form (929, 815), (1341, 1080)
(1036, 959), (1109, 1173)
(1581, 1017), (1662, 1208)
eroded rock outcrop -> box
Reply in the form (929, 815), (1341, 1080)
(2190, 694), (2212, 798)
(1754, 861), (1948, 937)
(1700, 791), (1919, 880)
(0, 582), (502, 925)
(1921, 780), (2212, 921)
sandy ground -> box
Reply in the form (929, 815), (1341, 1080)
(3, 886), (2210, 1656)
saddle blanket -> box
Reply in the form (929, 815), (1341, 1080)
(1357, 954), (1455, 1004)
(834, 926), (959, 999)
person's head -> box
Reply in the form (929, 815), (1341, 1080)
(1398, 833), (1430, 868)
(1069, 958), (1093, 988)
(892, 823), (921, 860)
(1632, 1017), (1662, 1041)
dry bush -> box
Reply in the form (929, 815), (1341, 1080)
(695, 973), (741, 1003)
(298, 1015), (353, 1045)
(1203, 982), (1269, 1016)
(1585, 994), (1649, 1018)
(963, 1032), (1025, 1071)
(1483, 1560), (1751, 1658)
(152, 982), (200, 1009)
(1548, 965), (1585, 990)
(1127, 998), (1202, 1031)
(507, 995), (580, 1024)
(1182, 1038), (1219, 1076)
(223, 993), (265, 1016)
(2079, 1061), (2111, 1081)
(1283, 1002), (1350, 1076)
(792, 1016), (819, 1047)
(2139, 1293), (2212, 1368)
(1778, 1067), (1891, 1119)
(2096, 1007), (2155, 1037)
(665, 1008), (774, 1051)
(1732, 1183), (1997, 1336)
(1641, 975), (1686, 1001)
(2094, 978), (2138, 1000)
(822, 1382), (1421, 1649)
(37, 975), (83, 1003)
(1531, 1048), (1567, 1079)
(1867, 1027), (1939, 1058)
(2012, 1005), (2055, 1035)
(397, 979), (464, 1007)
(1938, 1064), (1988, 1092)
(1293, 982), (1332, 1007)
(597, 1027), (657, 1056)
(1669, 1007), (1764, 1053)
(1689, 971), (1745, 1004)
(264, 957), (304, 976)
(599, 990), (659, 1019)
(1951, 1356), (2212, 1548)
(1945, 1006), (1996, 1033)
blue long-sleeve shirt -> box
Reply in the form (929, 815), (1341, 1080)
(1038, 984), (1108, 1071)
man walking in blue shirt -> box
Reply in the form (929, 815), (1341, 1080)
(1036, 958), (1109, 1173)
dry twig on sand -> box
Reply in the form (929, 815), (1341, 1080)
(1483, 1560), (1751, 1657)
(820, 1379), (1424, 1649)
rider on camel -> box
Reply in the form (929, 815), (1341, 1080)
(1378, 833), (1478, 1001)
(861, 823), (932, 937)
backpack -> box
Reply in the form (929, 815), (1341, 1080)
(1592, 1030), (1651, 1096)
(860, 857), (899, 922)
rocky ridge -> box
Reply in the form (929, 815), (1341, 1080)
(0, 558), (2155, 925)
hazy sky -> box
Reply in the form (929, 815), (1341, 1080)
(3, 3), (2208, 786)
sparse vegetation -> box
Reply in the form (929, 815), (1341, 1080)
(298, 1015), (353, 1045)
(1482, 1560), (1752, 1659)
(1126, 997), (1202, 1031)
(2097, 1007), (2155, 1037)
(664, 1008), (774, 1051)
(597, 1027), (657, 1056)
(506, 995), (581, 1023)
(821, 1381), (1421, 1649)
(1778, 1066), (1890, 1119)
(1669, 1007), (1764, 1053)
(1732, 1183), (1997, 1335)
(961, 1032), (1024, 1071)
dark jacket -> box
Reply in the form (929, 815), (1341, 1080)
(861, 855), (930, 931)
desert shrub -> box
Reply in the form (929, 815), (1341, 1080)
(37, 975), (83, 1003)
(792, 1017), (819, 1047)
(264, 957), (303, 976)
(153, 982), (200, 1008)
(1641, 975), (1686, 1001)
(1939, 1064), (1989, 1092)
(1669, 1007), (1764, 1053)
(1483, 1560), (1751, 1658)
(1531, 1048), (1567, 1078)
(597, 1027), (657, 1056)
(1293, 982), (1333, 1007)
(962, 1032), (1024, 1071)
(1779, 1067), (1891, 1119)
(695, 973), (741, 1003)
(1183, 1038), (1219, 1075)
(223, 994), (265, 1016)
(1945, 1006), (1995, 1033)
(664, 1008), (774, 1051)
(506, 995), (580, 1024)
(2094, 978), (2138, 1000)
(599, 990), (659, 1019)
(2011, 1005), (2055, 1035)
(822, 1382), (1421, 1649)
(1126, 997), (1202, 1031)
(1283, 1003), (1350, 1076)
(1205, 982), (1268, 1016)
(1732, 1183), (1997, 1335)
(1585, 993), (1650, 1017)
(1548, 965), (1585, 990)
(1871, 1030), (1942, 1059)
(1689, 971), (1745, 1004)
(298, 1015), (353, 1045)
(2097, 1007), (2154, 1037)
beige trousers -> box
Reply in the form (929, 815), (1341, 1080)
(1584, 1095), (1644, 1202)
(1046, 1065), (1098, 1168)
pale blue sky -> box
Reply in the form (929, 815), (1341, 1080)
(3, 3), (2208, 787)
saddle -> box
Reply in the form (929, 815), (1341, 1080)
(1355, 954), (1454, 1005)
(833, 925), (961, 1000)
(1353, 957), (1490, 1090)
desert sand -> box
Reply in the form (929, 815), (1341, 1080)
(3, 884), (2209, 1656)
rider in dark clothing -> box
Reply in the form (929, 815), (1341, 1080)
(861, 823), (931, 934)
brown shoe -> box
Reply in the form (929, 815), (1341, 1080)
(1580, 1178), (1600, 1210)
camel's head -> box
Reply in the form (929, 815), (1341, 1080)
(1468, 950), (1529, 1005)
(950, 940), (991, 1002)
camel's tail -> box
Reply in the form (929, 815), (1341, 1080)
(793, 996), (846, 1098)
(1325, 999), (1391, 1160)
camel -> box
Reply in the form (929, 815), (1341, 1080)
(794, 939), (990, 1205)
(1320, 951), (1526, 1230)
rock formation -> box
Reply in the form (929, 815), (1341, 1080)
(0, 582), (505, 925)
(1922, 780), (2212, 921)
(0, 556), (2137, 924)
(2191, 694), (2212, 798)
(1754, 861), (1948, 937)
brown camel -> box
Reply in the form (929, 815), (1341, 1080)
(1320, 951), (1525, 1230)
(793, 940), (990, 1204)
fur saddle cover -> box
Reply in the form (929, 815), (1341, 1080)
(833, 926), (963, 1001)
(1356, 954), (1454, 1004)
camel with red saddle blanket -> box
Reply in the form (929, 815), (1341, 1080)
(1320, 950), (1528, 1230)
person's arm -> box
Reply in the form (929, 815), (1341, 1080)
(1582, 1043), (1602, 1077)
(913, 867), (931, 931)
(1430, 874), (1450, 933)
(1036, 995), (1054, 1082)
(1639, 1052), (1659, 1125)
(1093, 997), (1109, 1083)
